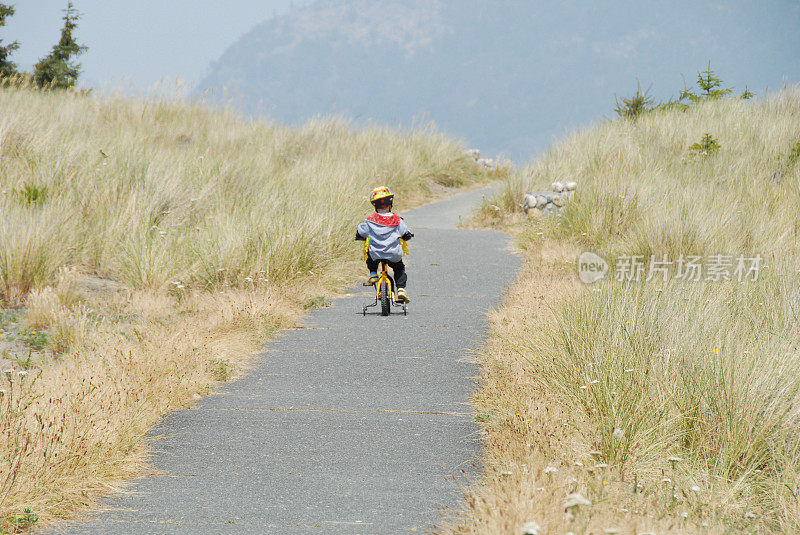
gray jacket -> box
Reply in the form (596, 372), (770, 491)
(357, 213), (411, 262)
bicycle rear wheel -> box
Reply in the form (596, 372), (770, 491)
(380, 280), (390, 316)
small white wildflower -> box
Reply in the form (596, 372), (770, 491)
(624, 368), (634, 373)
(520, 521), (542, 535)
(662, 477), (672, 484)
(690, 485), (701, 492)
(563, 492), (592, 509)
(18, 370), (28, 379)
(612, 427), (624, 439)
(543, 466), (558, 475)
(667, 456), (682, 468)
(680, 511), (689, 518)
(244, 277), (253, 282)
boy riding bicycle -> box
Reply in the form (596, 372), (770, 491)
(355, 186), (413, 303)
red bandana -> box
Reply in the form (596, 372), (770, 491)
(367, 212), (401, 227)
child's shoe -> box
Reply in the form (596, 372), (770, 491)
(364, 273), (379, 286)
(396, 288), (410, 303)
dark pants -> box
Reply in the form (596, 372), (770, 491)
(367, 258), (407, 288)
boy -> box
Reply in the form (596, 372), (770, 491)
(355, 186), (413, 303)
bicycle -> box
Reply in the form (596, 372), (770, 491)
(362, 260), (407, 316)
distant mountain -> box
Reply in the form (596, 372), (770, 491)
(197, 0), (800, 160)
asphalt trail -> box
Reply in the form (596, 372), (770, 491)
(55, 186), (520, 534)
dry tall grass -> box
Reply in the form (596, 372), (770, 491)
(447, 89), (800, 533)
(0, 85), (487, 301)
(0, 85), (491, 530)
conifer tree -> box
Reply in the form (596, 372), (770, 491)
(679, 61), (732, 103)
(614, 82), (654, 120)
(0, 3), (19, 78)
(32, 2), (86, 89)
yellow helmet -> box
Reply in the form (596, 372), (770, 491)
(370, 186), (394, 206)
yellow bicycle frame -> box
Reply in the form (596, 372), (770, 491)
(375, 262), (393, 301)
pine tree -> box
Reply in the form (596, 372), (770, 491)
(0, 3), (19, 78)
(679, 61), (732, 103)
(614, 82), (654, 120)
(32, 2), (87, 89)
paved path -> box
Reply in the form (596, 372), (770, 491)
(55, 186), (519, 534)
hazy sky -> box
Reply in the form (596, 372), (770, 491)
(4, 0), (312, 91)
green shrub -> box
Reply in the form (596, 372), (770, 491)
(207, 358), (234, 382)
(5, 508), (38, 532)
(688, 133), (721, 157)
(303, 296), (331, 310)
(15, 183), (47, 205)
(614, 82), (654, 120)
(787, 139), (800, 166)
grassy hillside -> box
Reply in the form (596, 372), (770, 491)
(447, 90), (800, 533)
(0, 85), (492, 530)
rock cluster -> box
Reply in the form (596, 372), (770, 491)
(463, 148), (495, 169)
(522, 181), (577, 215)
